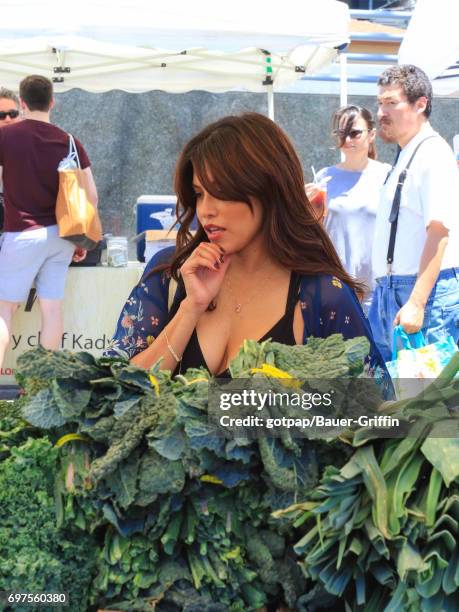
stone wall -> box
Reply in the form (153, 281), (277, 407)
(52, 90), (459, 243)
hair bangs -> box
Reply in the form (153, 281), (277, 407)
(333, 106), (360, 147)
(191, 136), (253, 207)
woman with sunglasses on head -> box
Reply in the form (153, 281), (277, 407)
(306, 106), (391, 314)
(106, 112), (385, 378)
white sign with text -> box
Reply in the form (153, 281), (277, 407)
(1, 263), (144, 385)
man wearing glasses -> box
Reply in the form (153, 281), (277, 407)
(369, 64), (459, 362)
(0, 88), (21, 232)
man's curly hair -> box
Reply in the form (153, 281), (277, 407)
(378, 64), (433, 117)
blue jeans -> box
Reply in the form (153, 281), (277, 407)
(368, 268), (459, 363)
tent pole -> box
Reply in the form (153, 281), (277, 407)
(339, 51), (348, 107)
(267, 84), (274, 121)
(339, 51), (348, 162)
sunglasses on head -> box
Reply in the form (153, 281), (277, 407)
(0, 109), (20, 120)
(333, 128), (367, 140)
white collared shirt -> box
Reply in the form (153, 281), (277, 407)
(372, 123), (459, 278)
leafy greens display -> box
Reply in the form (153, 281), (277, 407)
(2, 337), (459, 612)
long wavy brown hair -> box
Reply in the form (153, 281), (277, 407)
(161, 112), (365, 296)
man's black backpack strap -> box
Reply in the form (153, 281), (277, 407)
(386, 135), (438, 274)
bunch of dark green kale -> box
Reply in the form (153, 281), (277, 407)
(0, 400), (96, 612)
(1, 334), (370, 611)
(9, 335), (459, 611)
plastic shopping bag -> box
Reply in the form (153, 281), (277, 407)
(385, 326), (458, 399)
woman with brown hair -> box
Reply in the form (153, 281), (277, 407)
(106, 112), (384, 375)
(306, 105), (391, 313)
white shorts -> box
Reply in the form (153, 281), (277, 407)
(0, 225), (75, 302)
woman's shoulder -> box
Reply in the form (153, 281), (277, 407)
(298, 273), (358, 307)
(143, 246), (176, 276)
(299, 273), (352, 291)
(316, 166), (336, 180)
(367, 158), (392, 177)
(137, 246), (177, 297)
(369, 158), (391, 169)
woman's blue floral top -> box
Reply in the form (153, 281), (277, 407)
(105, 248), (386, 377)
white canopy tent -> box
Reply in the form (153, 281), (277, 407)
(398, 0), (459, 97)
(0, 0), (350, 118)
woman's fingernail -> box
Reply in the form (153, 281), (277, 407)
(219, 246), (226, 253)
(219, 255), (224, 263)
(214, 260), (220, 269)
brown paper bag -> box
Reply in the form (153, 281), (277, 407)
(56, 134), (102, 250)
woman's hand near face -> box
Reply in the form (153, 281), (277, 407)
(131, 242), (229, 371)
(180, 243), (231, 314)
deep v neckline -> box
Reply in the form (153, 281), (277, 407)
(177, 272), (300, 376)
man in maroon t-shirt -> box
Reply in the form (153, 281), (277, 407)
(0, 75), (98, 370)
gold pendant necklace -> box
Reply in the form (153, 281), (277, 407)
(225, 268), (276, 314)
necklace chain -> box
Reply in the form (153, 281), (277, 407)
(225, 268), (276, 314)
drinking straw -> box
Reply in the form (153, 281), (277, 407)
(311, 167), (332, 187)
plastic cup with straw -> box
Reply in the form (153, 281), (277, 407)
(306, 166), (329, 222)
